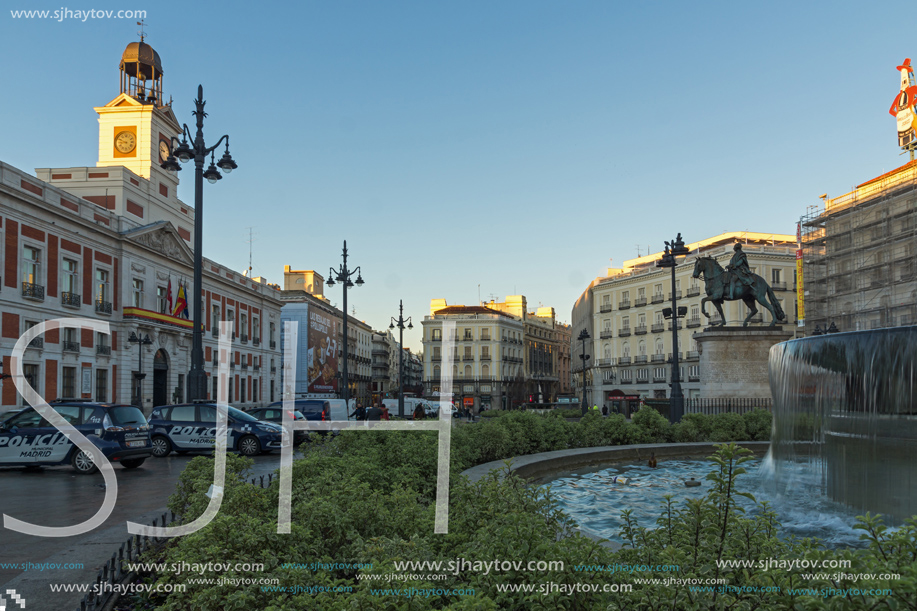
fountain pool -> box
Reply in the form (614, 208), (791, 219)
(543, 453), (875, 549)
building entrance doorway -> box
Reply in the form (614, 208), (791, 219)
(153, 348), (169, 407)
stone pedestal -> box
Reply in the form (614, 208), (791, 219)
(695, 327), (794, 399)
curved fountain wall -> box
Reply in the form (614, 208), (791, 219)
(769, 327), (917, 522)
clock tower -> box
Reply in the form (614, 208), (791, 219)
(94, 37), (181, 185)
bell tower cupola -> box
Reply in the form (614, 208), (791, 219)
(95, 27), (181, 182)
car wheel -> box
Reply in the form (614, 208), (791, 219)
(71, 449), (98, 474)
(238, 435), (261, 456)
(151, 436), (172, 458)
(121, 458), (146, 469)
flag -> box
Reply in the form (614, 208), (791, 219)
(167, 278), (173, 314)
(173, 281), (187, 318)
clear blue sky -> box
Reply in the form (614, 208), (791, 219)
(0, 1), (909, 350)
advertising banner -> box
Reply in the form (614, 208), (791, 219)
(307, 310), (339, 394)
(796, 249), (805, 326)
(890, 58), (917, 149)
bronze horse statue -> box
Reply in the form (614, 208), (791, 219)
(691, 256), (786, 326)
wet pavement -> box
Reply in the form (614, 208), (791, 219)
(0, 451), (293, 590)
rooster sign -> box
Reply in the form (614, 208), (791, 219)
(890, 58), (917, 148)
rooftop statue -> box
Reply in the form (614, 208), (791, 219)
(691, 243), (786, 327)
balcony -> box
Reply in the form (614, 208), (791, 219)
(96, 345), (111, 356)
(634, 297), (647, 307)
(253, 338), (260, 346)
(634, 325), (647, 335)
(685, 351), (699, 361)
(634, 355), (648, 364)
(651, 323), (665, 333)
(636, 375), (649, 383)
(653, 375), (667, 383)
(462, 355), (475, 361)
(596, 358), (613, 367)
(617, 301), (630, 310)
(241, 362), (248, 370)
(669, 290), (682, 300)
(688, 375), (700, 382)
(270, 367), (277, 374)
(462, 335), (473, 342)
(480, 355), (491, 361)
(600, 303), (613, 313)
(95, 300), (112, 315)
(270, 341), (277, 349)
(22, 282), (44, 301)
(686, 286), (701, 297)
(481, 336), (491, 342)
(603, 377), (617, 386)
(667, 352), (683, 362)
(651, 354), (666, 363)
(618, 327), (631, 337)
(212, 357), (219, 367)
(620, 378), (633, 384)
(686, 317), (702, 328)
(28, 337), (43, 350)
(599, 330), (614, 339)
(211, 328), (219, 338)
(651, 293), (665, 304)
(230, 362), (236, 369)
(62, 341), (80, 352)
(431, 356), (442, 362)
(241, 335), (248, 344)
(772, 282), (787, 291)
(669, 321), (682, 330)
(62, 292), (81, 308)
(618, 356), (631, 365)
(253, 364), (260, 371)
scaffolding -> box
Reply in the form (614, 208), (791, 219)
(800, 163), (917, 335)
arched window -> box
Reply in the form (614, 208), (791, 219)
(638, 341), (646, 356)
(433, 366), (441, 380)
(464, 365), (472, 378)
(655, 339), (664, 355)
(604, 344), (611, 359)
(622, 342), (630, 358)
(482, 364), (490, 378)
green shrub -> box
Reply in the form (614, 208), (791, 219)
(742, 408), (772, 441)
(631, 405), (672, 443)
(709, 412), (748, 442)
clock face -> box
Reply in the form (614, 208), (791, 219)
(159, 140), (171, 162)
(115, 131), (136, 154)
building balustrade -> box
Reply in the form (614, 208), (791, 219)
(599, 330), (614, 339)
(95, 299), (112, 314)
(635, 355), (648, 364)
(686, 286), (701, 297)
(651, 323), (665, 333)
(618, 356), (631, 365)
(618, 327), (631, 337)
(669, 290), (682, 300)
(651, 354), (666, 363)
(62, 341), (80, 352)
(634, 297), (647, 307)
(62, 291), (81, 308)
(600, 303), (613, 313)
(617, 301), (630, 310)
(685, 351), (699, 360)
(772, 281), (787, 291)
(96, 345), (111, 356)
(651, 293), (665, 304)
(634, 325), (647, 335)
(686, 317), (702, 328)
(22, 282), (44, 301)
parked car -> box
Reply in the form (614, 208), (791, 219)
(266, 399), (350, 434)
(148, 403), (283, 457)
(246, 406), (310, 444)
(0, 400), (152, 474)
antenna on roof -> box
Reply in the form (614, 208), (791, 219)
(245, 227), (257, 278)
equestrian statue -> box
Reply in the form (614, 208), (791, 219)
(691, 243), (786, 327)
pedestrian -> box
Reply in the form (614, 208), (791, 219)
(349, 403), (366, 421)
(380, 404), (390, 420)
(413, 404), (425, 420)
(365, 401), (383, 421)
(466, 404), (474, 422)
(601, 405), (609, 417)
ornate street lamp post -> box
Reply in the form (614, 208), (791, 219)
(656, 232), (690, 423)
(326, 240), (364, 406)
(577, 328), (591, 415)
(389, 300), (413, 418)
(127, 331), (152, 408)
(160, 85), (238, 401)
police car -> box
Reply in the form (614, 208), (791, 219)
(148, 402), (283, 457)
(0, 400), (152, 474)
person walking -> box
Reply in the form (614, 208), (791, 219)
(349, 403), (366, 421)
(365, 401), (384, 421)
(413, 404), (425, 420)
(380, 404), (390, 420)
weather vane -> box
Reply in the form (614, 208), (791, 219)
(137, 19), (147, 43)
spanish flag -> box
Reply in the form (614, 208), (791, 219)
(172, 281), (188, 318)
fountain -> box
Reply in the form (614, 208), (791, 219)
(769, 327), (917, 522)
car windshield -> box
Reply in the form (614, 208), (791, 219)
(108, 406), (147, 425)
(228, 406), (258, 422)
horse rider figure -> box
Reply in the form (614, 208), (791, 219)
(725, 243), (754, 300)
